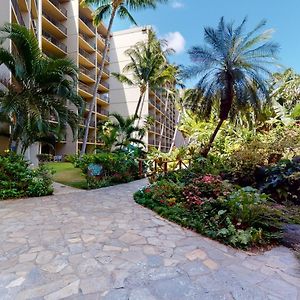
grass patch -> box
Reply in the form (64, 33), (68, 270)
(46, 162), (87, 189)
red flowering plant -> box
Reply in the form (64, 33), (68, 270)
(141, 180), (182, 207)
(183, 174), (232, 210)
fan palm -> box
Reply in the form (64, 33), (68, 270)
(184, 17), (279, 156)
(0, 23), (83, 154)
(80, 0), (168, 156)
(112, 31), (173, 118)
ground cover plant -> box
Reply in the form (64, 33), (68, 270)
(0, 153), (53, 199)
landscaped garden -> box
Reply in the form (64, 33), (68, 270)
(0, 5), (300, 255)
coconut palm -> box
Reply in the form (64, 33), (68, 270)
(80, 0), (168, 156)
(0, 23), (83, 154)
(184, 17), (279, 156)
(157, 64), (184, 151)
(112, 31), (173, 118)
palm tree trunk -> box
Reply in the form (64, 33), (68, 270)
(202, 118), (224, 157)
(158, 91), (169, 151)
(80, 8), (117, 156)
(134, 92), (145, 119)
(169, 110), (182, 153)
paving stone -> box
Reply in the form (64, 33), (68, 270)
(0, 179), (299, 300)
(149, 274), (198, 300)
(36, 251), (54, 265)
(44, 279), (79, 300)
(129, 287), (157, 300)
(185, 249), (207, 261)
(80, 277), (110, 294)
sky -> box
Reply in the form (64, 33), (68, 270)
(110, 0), (300, 87)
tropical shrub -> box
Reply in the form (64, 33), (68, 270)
(0, 153), (53, 199)
(259, 159), (300, 204)
(37, 153), (53, 163)
(182, 175), (232, 209)
(77, 151), (139, 189)
(134, 179), (284, 249)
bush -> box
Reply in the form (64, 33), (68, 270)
(0, 153), (53, 199)
(259, 159), (300, 204)
(182, 175), (233, 209)
(37, 153), (53, 163)
(77, 151), (139, 189)
(134, 179), (283, 249)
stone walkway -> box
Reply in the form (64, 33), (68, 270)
(0, 179), (299, 300)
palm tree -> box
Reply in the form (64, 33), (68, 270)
(80, 0), (168, 156)
(184, 17), (279, 156)
(112, 31), (173, 118)
(98, 113), (145, 151)
(169, 89), (195, 152)
(0, 23), (83, 154)
(157, 64), (184, 151)
(109, 113), (145, 149)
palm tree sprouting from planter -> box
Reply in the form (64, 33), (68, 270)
(184, 17), (279, 157)
(79, 0), (168, 156)
(98, 113), (145, 151)
(112, 31), (174, 119)
(0, 24), (83, 154)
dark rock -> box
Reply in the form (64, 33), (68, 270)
(282, 224), (300, 250)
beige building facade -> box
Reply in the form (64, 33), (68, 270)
(109, 27), (177, 152)
(0, 0), (110, 162)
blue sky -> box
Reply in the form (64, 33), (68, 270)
(111, 0), (300, 87)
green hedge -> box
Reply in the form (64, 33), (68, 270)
(0, 153), (53, 199)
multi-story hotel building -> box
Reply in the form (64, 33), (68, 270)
(0, 0), (110, 163)
(109, 27), (177, 152)
(0, 4), (179, 162)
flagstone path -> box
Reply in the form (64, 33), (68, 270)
(0, 179), (299, 300)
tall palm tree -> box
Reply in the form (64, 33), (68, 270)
(112, 31), (173, 118)
(184, 17), (279, 156)
(0, 23), (83, 154)
(80, 0), (168, 156)
(169, 89), (194, 152)
(157, 64), (184, 151)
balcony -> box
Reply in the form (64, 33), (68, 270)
(79, 65), (95, 82)
(79, 15), (95, 34)
(100, 80), (109, 89)
(48, 0), (67, 17)
(79, 32), (96, 51)
(42, 30), (67, 56)
(12, 0), (25, 26)
(79, 48), (96, 66)
(96, 107), (109, 117)
(43, 12), (67, 35)
(78, 81), (93, 97)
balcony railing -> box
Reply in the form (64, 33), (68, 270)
(80, 15), (95, 33)
(80, 66), (95, 80)
(97, 93), (109, 103)
(48, 0), (67, 17)
(100, 80), (109, 89)
(97, 107), (109, 116)
(43, 31), (67, 53)
(12, 0), (25, 26)
(79, 32), (96, 49)
(43, 12), (67, 34)
(79, 81), (93, 95)
(79, 48), (96, 65)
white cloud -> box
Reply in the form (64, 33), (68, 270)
(163, 32), (186, 54)
(171, 1), (184, 9)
